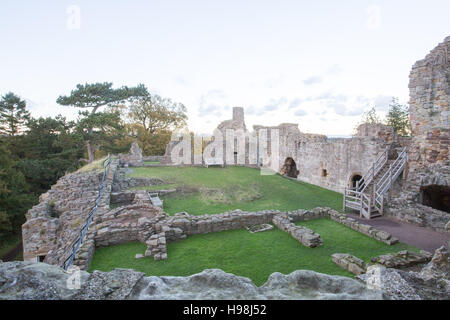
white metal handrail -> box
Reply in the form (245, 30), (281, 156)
(62, 155), (112, 271)
(375, 147), (407, 203)
(344, 146), (407, 219)
(357, 147), (388, 193)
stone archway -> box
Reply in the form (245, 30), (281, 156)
(350, 174), (362, 189)
(281, 157), (299, 178)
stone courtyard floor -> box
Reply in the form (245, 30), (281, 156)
(346, 212), (449, 252)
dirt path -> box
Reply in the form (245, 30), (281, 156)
(346, 212), (449, 252)
(1, 242), (23, 262)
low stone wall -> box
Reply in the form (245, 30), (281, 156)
(272, 214), (322, 248)
(370, 250), (433, 268)
(73, 203), (167, 269)
(386, 199), (450, 234)
(332, 253), (366, 275)
(329, 210), (399, 245)
(162, 209), (277, 236)
(145, 232), (167, 260)
(112, 168), (165, 192)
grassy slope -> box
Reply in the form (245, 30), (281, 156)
(89, 218), (417, 286)
(128, 166), (343, 215)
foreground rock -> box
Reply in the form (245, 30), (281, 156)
(0, 261), (382, 300)
(357, 246), (449, 300)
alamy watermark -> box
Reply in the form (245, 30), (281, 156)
(169, 128), (281, 175)
(66, 5), (81, 30)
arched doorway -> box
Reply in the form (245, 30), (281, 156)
(281, 157), (299, 178)
(350, 174), (362, 189)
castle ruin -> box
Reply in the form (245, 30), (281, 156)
(21, 36), (449, 270)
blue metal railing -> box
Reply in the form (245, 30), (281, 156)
(62, 156), (112, 271)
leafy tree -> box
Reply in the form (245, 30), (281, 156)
(9, 115), (84, 195)
(360, 107), (382, 125)
(0, 145), (35, 234)
(56, 82), (148, 162)
(127, 94), (187, 155)
(0, 92), (30, 136)
(128, 94), (187, 134)
(0, 211), (12, 240)
(386, 97), (410, 136)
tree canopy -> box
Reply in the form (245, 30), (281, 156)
(56, 82), (149, 113)
(0, 92), (30, 136)
(57, 82), (149, 162)
(386, 97), (410, 136)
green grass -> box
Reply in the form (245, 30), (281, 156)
(127, 166), (343, 215)
(144, 161), (160, 165)
(89, 218), (417, 286)
(131, 183), (177, 191)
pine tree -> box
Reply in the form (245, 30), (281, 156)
(0, 92), (30, 136)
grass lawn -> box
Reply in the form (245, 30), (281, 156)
(89, 218), (417, 286)
(128, 166), (343, 215)
(144, 161), (160, 165)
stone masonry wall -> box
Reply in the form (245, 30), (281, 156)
(272, 213), (323, 247)
(22, 159), (119, 265)
(386, 36), (450, 232)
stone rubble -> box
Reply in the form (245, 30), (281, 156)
(370, 250), (433, 269)
(332, 253), (367, 275)
(145, 232), (167, 260)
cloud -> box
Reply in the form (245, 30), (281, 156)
(327, 64), (342, 75)
(289, 98), (303, 109)
(174, 76), (190, 87)
(303, 76), (322, 86)
(197, 90), (229, 118)
(373, 95), (392, 111)
(263, 97), (287, 112)
(294, 108), (308, 117)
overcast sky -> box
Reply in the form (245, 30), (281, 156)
(1, 0), (449, 136)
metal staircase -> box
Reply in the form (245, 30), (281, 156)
(343, 147), (407, 219)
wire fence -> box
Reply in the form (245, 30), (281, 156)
(62, 156), (113, 271)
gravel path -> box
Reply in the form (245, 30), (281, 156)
(346, 212), (449, 252)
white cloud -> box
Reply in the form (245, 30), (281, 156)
(303, 76), (322, 85)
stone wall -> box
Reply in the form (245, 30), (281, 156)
(332, 253), (367, 275)
(370, 250), (433, 269)
(162, 107), (398, 194)
(386, 36), (450, 232)
(22, 159), (119, 265)
(272, 214), (322, 247)
(118, 142), (144, 167)
(328, 210), (399, 245)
